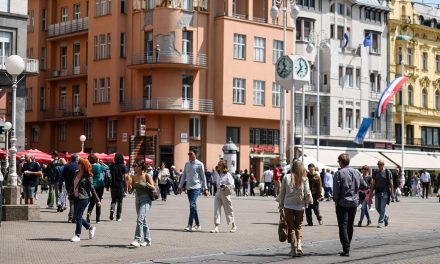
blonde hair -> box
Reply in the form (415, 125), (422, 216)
(291, 160), (306, 188)
(217, 160), (228, 174)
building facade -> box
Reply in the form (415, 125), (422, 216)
(389, 0), (440, 152)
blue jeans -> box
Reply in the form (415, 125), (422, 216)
(187, 188), (201, 226)
(74, 198), (91, 236)
(134, 194), (152, 242)
(324, 187), (333, 198)
(375, 192), (388, 224)
(359, 200), (371, 223)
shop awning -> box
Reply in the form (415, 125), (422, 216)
(380, 150), (440, 170)
(249, 153), (279, 159)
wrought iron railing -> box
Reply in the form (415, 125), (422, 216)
(130, 52), (207, 67)
(44, 105), (87, 119)
(0, 56), (39, 74)
(120, 97), (213, 113)
(50, 65), (88, 78)
(48, 17), (89, 37)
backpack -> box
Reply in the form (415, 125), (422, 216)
(104, 167), (112, 188)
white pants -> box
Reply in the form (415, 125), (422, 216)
(214, 187), (235, 226)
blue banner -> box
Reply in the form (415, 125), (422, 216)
(354, 118), (373, 144)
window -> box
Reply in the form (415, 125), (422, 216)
(345, 108), (353, 129)
(39, 87), (45, 111)
(0, 32), (12, 63)
(121, 0), (126, 14)
(272, 83), (281, 107)
(0, 0), (9, 12)
(144, 31), (153, 62)
(436, 90), (440, 110)
(365, 31), (380, 54)
(253, 37), (265, 62)
(134, 117), (146, 136)
(370, 73), (376, 91)
(436, 55), (440, 72)
(250, 128), (279, 145)
(297, 0), (315, 9)
(107, 33), (111, 58)
(407, 48), (412, 65)
(356, 109), (360, 128)
(143, 76), (152, 108)
(233, 34), (246, 59)
(61, 7), (68, 22)
(345, 67), (353, 88)
(296, 18), (314, 41)
(408, 85), (413, 105)
(41, 9), (47, 31)
(73, 43), (80, 72)
(422, 88), (428, 108)
(189, 117), (201, 138)
(233, 78), (245, 104)
(93, 79), (98, 103)
(338, 66), (343, 86)
(106, 77), (111, 102)
(60, 46), (67, 70)
(355, 68), (361, 88)
(397, 90), (402, 105)
(74, 3), (81, 19)
(338, 107), (343, 127)
(146, 0), (154, 9)
(273, 40), (284, 64)
(85, 120), (93, 140)
(59, 123), (66, 141)
(60, 87), (66, 110)
(107, 119), (118, 140)
(120, 32), (126, 57)
(421, 127), (440, 146)
(226, 127), (240, 144)
(253, 80), (265, 106)
(25, 88), (32, 111)
(183, 0), (192, 11)
(99, 78), (105, 102)
(95, 0), (112, 16)
(94, 36), (98, 60)
(304, 105), (315, 127)
(31, 126), (40, 143)
(336, 3), (344, 15)
(422, 52), (428, 70)
(119, 77), (125, 103)
(397, 47), (402, 64)
(182, 30), (192, 56)
(99, 34), (106, 59)
(40, 47), (46, 70)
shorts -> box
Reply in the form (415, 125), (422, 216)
(274, 181), (281, 190)
(23, 186), (36, 199)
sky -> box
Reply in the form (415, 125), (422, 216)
(413, 0), (440, 6)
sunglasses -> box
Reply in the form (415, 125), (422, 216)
(377, 163), (384, 166)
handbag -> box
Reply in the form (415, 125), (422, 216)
(278, 209), (288, 242)
(146, 188), (159, 201)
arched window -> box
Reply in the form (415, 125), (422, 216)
(422, 88), (428, 108)
(408, 85), (413, 105)
(436, 90), (440, 110)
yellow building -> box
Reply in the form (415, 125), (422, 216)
(389, 0), (440, 151)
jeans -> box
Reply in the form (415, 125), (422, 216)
(250, 182), (255, 196)
(336, 205), (357, 253)
(159, 184), (168, 200)
(421, 182), (429, 198)
(359, 200), (371, 223)
(187, 188), (201, 226)
(110, 187), (124, 219)
(74, 198), (91, 236)
(264, 182), (271, 196)
(68, 198), (75, 220)
(134, 194), (152, 242)
(88, 186), (104, 221)
(207, 181), (212, 195)
(392, 187), (400, 202)
(375, 192), (389, 224)
(242, 182), (249, 196)
(324, 187), (333, 198)
(305, 196), (322, 225)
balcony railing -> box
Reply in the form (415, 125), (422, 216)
(44, 105), (87, 119)
(395, 105), (440, 118)
(252, 16), (267, 23)
(0, 56), (39, 74)
(48, 17), (89, 38)
(120, 97), (214, 113)
(130, 52), (207, 67)
(232, 13), (247, 20)
(50, 65), (88, 78)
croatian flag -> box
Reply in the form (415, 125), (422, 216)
(375, 76), (409, 118)
(343, 31), (349, 48)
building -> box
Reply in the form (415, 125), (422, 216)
(0, 0), (38, 150)
(389, 0), (440, 152)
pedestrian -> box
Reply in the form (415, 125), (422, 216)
(333, 153), (367, 257)
(212, 168), (219, 196)
(170, 165), (178, 195)
(273, 164), (282, 196)
(86, 154), (108, 223)
(70, 158), (100, 242)
(21, 154), (43, 205)
(263, 166), (273, 196)
(358, 165), (372, 227)
(108, 153), (128, 221)
(158, 162), (170, 201)
(370, 160), (394, 228)
(277, 160), (313, 257)
(420, 169), (431, 199)
(391, 167), (401, 202)
(46, 150), (60, 209)
(241, 169), (250, 196)
(234, 170), (241, 197)
(55, 158), (67, 212)
(249, 172), (256, 196)
(130, 159), (156, 247)
(61, 153), (79, 223)
(323, 169), (333, 201)
(210, 160), (237, 233)
(205, 169), (212, 196)
(305, 163), (323, 226)
(178, 149), (208, 232)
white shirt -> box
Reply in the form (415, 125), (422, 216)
(420, 172), (430, 183)
(263, 170), (273, 183)
(324, 173), (333, 188)
(215, 172), (235, 189)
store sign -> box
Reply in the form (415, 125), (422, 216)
(180, 133), (188, 143)
(250, 145), (275, 153)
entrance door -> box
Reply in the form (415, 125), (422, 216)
(182, 31), (192, 64)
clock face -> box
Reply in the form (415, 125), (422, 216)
(294, 58), (309, 79)
(276, 57), (293, 78)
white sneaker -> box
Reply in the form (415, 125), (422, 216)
(140, 241), (151, 247)
(130, 240), (140, 247)
(116, 218), (122, 222)
(89, 227), (96, 239)
(210, 226), (219, 233)
(71, 236), (80, 242)
(184, 225), (192, 232)
(192, 225), (202, 232)
(230, 224), (237, 233)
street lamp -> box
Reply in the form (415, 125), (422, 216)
(4, 121), (12, 170)
(5, 55), (25, 186)
(306, 32), (330, 162)
(80, 135), (86, 152)
(270, 0), (299, 172)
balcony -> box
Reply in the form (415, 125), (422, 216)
(120, 97), (214, 113)
(44, 105), (87, 120)
(0, 56), (39, 74)
(49, 65), (87, 80)
(129, 52), (207, 68)
(48, 17), (89, 38)
(142, 0), (208, 11)
(395, 105), (440, 118)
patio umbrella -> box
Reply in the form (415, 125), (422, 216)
(16, 149), (52, 164)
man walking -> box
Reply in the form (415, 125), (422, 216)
(263, 166), (273, 196)
(21, 154), (43, 205)
(333, 153), (367, 257)
(61, 153), (78, 222)
(178, 149), (208, 232)
(305, 163), (323, 226)
(324, 169), (333, 201)
(391, 167), (401, 202)
(420, 169), (431, 199)
(371, 160), (394, 228)
(273, 164), (281, 196)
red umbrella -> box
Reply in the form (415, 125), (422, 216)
(106, 153), (129, 163)
(94, 153), (109, 161)
(76, 151), (89, 159)
(16, 149), (52, 164)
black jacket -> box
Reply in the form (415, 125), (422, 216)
(62, 161), (78, 191)
(75, 174), (99, 201)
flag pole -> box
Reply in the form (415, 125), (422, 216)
(401, 57), (405, 178)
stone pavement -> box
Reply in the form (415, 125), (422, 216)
(1, 192), (439, 264)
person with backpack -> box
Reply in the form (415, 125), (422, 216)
(370, 160), (394, 228)
(107, 153), (128, 221)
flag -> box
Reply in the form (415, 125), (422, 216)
(343, 31), (349, 48)
(363, 33), (372, 47)
(354, 118), (373, 144)
(376, 76), (409, 118)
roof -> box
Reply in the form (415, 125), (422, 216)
(413, 2), (440, 20)
(354, 0), (390, 11)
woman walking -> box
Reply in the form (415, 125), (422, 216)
(87, 154), (108, 223)
(158, 162), (170, 201)
(210, 161), (237, 233)
(276, 160), (313, 257)
(358, 165), (372, 227)
(131, 159), (156, 247)
(71, 158), (100, 242)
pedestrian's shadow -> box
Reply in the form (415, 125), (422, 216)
(28, 238), (71, 242)
(29, 220), (69, 223)
(81, 244), (133, 249)
(251, 223), (278, 226)
(151, 228), (200, 232)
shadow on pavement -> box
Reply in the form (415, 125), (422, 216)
(29, 220), (70, 223)
(28, 238), (71, 242)
(251, 223), (278, 226)
(80, 244), (132, 249)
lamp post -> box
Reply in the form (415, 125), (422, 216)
(80, 135), (86, 152)
(4, 121), (12, 170)
(270, 0), (299, 172)
(306, 32), (330, 162)
(5, 55), (25, 186)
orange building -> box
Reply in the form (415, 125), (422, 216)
(26, 0), (294, 180)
